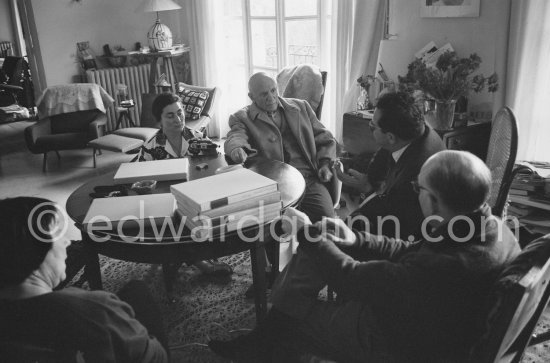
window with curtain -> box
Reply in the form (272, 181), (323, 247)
(219, 0), (332, 118)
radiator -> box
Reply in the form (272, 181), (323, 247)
(86, 63), (179, 131)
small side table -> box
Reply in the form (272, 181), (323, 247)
(115, 101), (136, 130)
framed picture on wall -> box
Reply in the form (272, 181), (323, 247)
(421, 0), (480, 18)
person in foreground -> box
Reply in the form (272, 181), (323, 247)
(224, 72), (337, 223)
(0, 197), (168, 362)
(135, 92), (232, 276)
(336, 91), (445, 239)
(209, 150), (521, 363)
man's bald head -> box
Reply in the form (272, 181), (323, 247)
(248, 72), (279, 112)
(421, 150), (492, 213)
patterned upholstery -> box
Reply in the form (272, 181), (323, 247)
(485, 107), (518, 217)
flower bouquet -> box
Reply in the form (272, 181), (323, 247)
(398, 51), (499, 129)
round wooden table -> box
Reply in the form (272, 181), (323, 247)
(66, 154), (305, 321)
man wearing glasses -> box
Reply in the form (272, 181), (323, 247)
(209, 150), (521, 362)
(336, 91), (445, 240)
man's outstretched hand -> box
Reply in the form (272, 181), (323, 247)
(315, 217), (357, 247)
(334, 166), (372, 193)
(230, 148), (248, 164)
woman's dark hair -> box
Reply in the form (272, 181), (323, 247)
(375, 91), (425, 141)
(0, 197), (58, 288)
(152, 93), (181, 122)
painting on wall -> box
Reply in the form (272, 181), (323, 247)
(421, 0), (480, 18)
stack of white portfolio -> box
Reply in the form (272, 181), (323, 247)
(113, 158), (189, 184)
(170, 168), (282, 239)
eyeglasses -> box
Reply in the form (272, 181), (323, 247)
(411, 180), (428, 194)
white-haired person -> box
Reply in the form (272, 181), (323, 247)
(0, 197), (168, 362)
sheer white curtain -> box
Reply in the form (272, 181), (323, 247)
(328, 0), (385, 142)
(505, 0), (550, 161)
(185, 0), (226, 138)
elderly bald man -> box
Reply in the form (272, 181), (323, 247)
(224, 72), (337, 223)
(209, 150), (521, 363)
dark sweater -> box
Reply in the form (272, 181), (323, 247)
(0, 287), (167, 363)
(298, 205), (521, 362)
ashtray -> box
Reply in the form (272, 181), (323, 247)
(131, 180), (157, 194)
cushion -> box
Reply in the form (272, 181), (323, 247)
(88, 134), (143, 153)
(113, 127), (158, 142)
(177, 88), (210, 121)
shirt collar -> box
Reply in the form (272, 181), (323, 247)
(250, 98), (283, 120)
(391, 143), (410, 163)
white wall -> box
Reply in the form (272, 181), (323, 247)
(378, 0), (510, 115)
(0, 0), (15, 45)
(30, 0), (187, 86)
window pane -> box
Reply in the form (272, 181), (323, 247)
(250, 0), (275, 16)
(285, 20), (319, 66)
(285, 0), (317, 17)
(253, 68), (277, 79)
(224, 0), (242, 16)
(251, 20), (277, 68)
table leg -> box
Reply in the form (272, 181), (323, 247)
(82, 236), (102, 290)
(162, 263), (179, 303)
(115, 111), (125, 130)
(250, 242), (268, 322)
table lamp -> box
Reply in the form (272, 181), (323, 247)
(138, 0), (182, 51)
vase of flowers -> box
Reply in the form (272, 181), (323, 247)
(398, 51), (499, 130)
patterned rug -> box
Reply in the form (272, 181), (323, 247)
(69, 252), (550, 363)
(71, 252), (256, 363)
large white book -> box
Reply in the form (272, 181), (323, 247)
(113, 158), (189, 184)
(179, 201), (282, 228)
(176, 190), (281, 219)
(170, 168), (278, 212)
(83, 193), (176, 230)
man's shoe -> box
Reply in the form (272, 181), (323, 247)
(193, 259), (233, 276)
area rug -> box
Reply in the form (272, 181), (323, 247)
(69, 253), (550, 363)
(71, 252), (257, 362)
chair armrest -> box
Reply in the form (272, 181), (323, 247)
(88, 114), (108, 138)
(24, 119), (51, 153)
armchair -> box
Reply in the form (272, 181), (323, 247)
(25, 84), (113, 172)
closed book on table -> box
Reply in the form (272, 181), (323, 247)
(170, 168), (278, 212)
(176, 209), (282, 239)
(180, 201), (282, 228)
(83, 193), (176, 229)
(113, 158), (189, 184)
(177, 190), (281, 219)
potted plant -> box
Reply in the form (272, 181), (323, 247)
(398, 51), (498, 130)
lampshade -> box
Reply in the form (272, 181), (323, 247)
(138, 0), (182, 51)
(138, 0), (181, 12)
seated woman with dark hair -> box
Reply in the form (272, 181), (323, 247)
(134, 93), (232, 276)
(0, 197), (168, 362)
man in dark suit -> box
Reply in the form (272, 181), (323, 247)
(337, 91), (445, 240)
(208, 150), (521, 363)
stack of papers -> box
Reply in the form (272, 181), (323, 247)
(171, 168), (281, 239)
